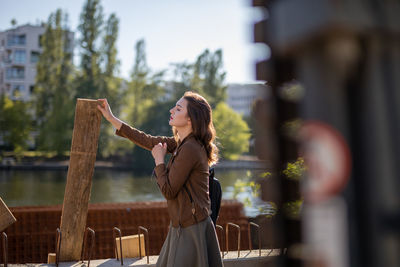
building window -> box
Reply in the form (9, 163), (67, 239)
(14, 49), (26, 63)
(3, 50), (12, 63)
(7, 34), (26, 46)
(38, 35), (43, 47)
(30, 51), (40, 63)
(6, 67), (25, 79)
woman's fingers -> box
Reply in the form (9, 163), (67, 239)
(97, 99), (112, 118)
(152, 143), (166, 154)
(152, 143), (167, 166)
(98, 99), (107, 108)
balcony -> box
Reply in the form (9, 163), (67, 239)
(7, 34), (26, 47)
(5, 67), (25, 80)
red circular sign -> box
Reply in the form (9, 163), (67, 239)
(300, 121), (351, 202)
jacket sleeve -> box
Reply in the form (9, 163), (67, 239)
(153, 142), (198, 200)
(116, 123), (176, 153)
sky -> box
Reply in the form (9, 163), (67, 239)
(0, 0), (269, 84)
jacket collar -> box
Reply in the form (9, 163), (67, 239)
(177, 132), (194, 147)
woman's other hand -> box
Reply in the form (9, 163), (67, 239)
(152, 143), (167, 166)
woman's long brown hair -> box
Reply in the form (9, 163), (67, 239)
(179, 91), (219, 166)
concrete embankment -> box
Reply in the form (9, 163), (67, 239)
(0, 156), (269, 170)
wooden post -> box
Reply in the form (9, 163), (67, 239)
(59, 99), (101, 261)
(0, 197), (16, 232)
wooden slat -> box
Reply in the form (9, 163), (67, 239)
(59, 99), (101, 261)
(115, 234), (146, 258)
(254, 19), (268, 44)
(252, 0), (268, 7)
(0, 197), (16, 231)
(256, 60), (269, 81)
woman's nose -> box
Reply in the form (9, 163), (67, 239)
(170, 108), (174, 114)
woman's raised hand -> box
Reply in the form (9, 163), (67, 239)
(97, 99), (114, 121)
(97, 98), (123, 130)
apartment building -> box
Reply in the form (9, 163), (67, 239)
(226, 83), (269, 117)
(0, 24), (73, 101)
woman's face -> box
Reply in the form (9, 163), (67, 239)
(169, 98), (190, 127)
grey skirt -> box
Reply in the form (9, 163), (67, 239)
(156, 216), (224, 267)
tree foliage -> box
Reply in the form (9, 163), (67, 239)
(100, 13), (121, 108)
(123, 39), (152, 127)
(171, 49), (226, 107)
(193, 49), (226, 107)
(33, 9), (74, 155)
(213, 102), (251, 160)
(121, 39), (166, 160)
(7, 1), (252, 167)
(76, 0), (103, 98)
(0, 95), (32, 158)
(130, 100), (174, 170)
(97, 12), (123, 157)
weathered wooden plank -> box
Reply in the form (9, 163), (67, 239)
(115, 234), (146, 258)
(59, 99), (101, 261)
(0, 197), (16, 231)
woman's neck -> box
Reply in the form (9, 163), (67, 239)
(176, 126), (193, 142)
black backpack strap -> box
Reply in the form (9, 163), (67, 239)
(209, 167), (215, 193)
(209, 167), (222, 226)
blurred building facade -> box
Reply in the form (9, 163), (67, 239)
(226, 83), (269, 117)
(0, 24), (73, 101)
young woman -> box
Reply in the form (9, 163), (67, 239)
(97, 91), (223, 267)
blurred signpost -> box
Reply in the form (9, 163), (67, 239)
(300, 121), (351, 203)
(58, 99), (101, 261)
(300, 121), (351, 267)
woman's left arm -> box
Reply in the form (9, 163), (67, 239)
(153, 143), (198, 200)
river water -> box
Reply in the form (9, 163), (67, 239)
(0, 168), (271, 217)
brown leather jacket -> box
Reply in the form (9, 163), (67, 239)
(116, 123), (211, 228)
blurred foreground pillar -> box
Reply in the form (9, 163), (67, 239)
(253, 0), (400, 266)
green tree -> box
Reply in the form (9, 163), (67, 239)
(101, 14), (119, 79)
(100, 13), (121, 103)
(97, 13), (122, 157)
(76, 0), (103, 98)
(170, 62), (196, 99)
(172, 49), (227, 107)
(124, 39), (151, 127)
(0, 94), (32, 159)
(123, 39), (165, 127)
(33, 9), (75, 155)
(117, 39), (166, 160)
(193, 49), (226, 107)
(10, 19), (17, 27)
(130, 100), (174, 171)
(213, 102), (251, 160)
